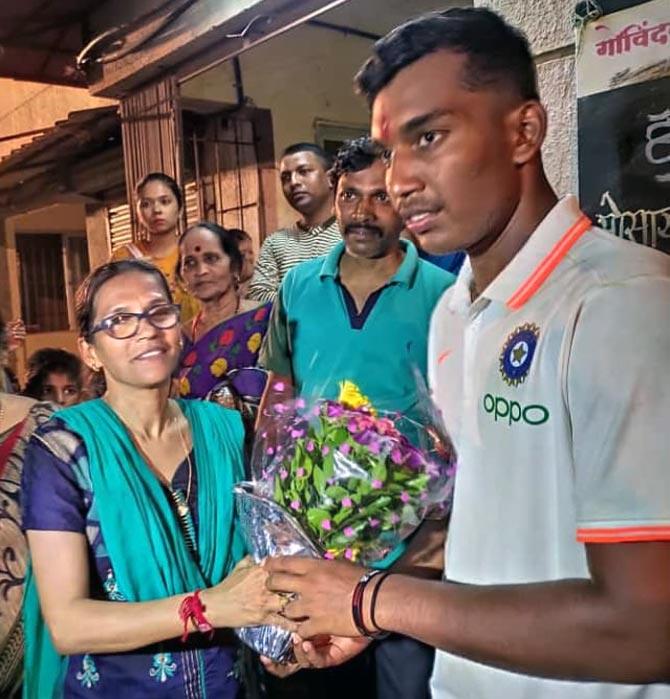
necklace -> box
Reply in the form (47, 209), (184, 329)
(107, 399), (197, 552)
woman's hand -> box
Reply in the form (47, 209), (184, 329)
(202, 556), (294, 629)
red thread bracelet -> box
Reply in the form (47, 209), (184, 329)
(179, 589), (214, 643)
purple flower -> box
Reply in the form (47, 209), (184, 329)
(273, 381), (285, 391)
(279, 468), (288, 480)
(400, 491), (411, 504)
(306, 440), (315, 452)
(345, 549), (354, 560)
(406, 448), (424, 469)
(368, 518), (380, 528)
(327, 478), (336, 486)
(390, 512), (401, 525)
(327, 403), (345, 418)
(324, 551), (335, 560)
(261, 431), (268, 439)
(368, 440), (382, 455)
(321, 519), (332, 531)
(371, 479), (383, 489)
(296, 467), (305, 478)
(341, 497), (353, 508)
(343, 526), (355, 537)
(290, 428), (304, 439)
(274, 404), (287, 415)
(322, 445), (330, 456)
(266, 447), (274, 456)
(390, 447), (404, 465)
(295, 398), (306, 409)
(339, 443), (351, 456)
(290, 500), (301, 511)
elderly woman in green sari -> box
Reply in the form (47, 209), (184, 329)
(21, 259), (287, 698)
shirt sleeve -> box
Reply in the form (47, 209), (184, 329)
(568, 276), (670, 543)
(21, 436), (87, 533)
(258, 279), (293, 377)
(247, 236), (281, 303)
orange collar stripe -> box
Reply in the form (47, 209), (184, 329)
(506, 214), (591, 310)
(577, 525), (670, 543)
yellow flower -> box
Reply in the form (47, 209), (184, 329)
(247, 332), (262, 353)
(210, 357), (228, 378)
(338, 380), (371, 410)
(179, 377), (191, 396)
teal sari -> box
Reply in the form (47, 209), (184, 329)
(23, 398), (246, 698)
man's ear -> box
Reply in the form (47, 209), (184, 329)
(509, 100), (547, 166)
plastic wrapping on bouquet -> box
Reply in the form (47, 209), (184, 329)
(234, 483), (322, 662)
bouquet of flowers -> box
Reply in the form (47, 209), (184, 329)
(234, 379), (456, 661)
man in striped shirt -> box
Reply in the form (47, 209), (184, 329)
(247, 143), (341, 302)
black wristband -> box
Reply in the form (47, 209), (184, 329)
(369, 572), (391, 638)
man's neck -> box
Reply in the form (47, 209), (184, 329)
(469, 176), (558, 299)
(339, 245), (404, 287)
(299, 200), (333, 229)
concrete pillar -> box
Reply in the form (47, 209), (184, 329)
(475, 1), (577, 196)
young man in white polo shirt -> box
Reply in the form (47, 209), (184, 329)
(263, 8), (670, 698)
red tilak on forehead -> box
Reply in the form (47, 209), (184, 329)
(380, 114), (390, 142)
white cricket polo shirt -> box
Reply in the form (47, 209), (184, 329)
(428, 196), (670, 699)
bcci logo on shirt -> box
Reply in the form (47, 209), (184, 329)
(499, 323), (539, 387)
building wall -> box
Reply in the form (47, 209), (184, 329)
(181, 23), (374, 228)
(475, 0), (577, 196)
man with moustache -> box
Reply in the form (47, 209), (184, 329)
(259, 136), (453, 420)
(264, 8), (670, 699)
(259, 135), (454, 698)
(248, 143), (340, 303)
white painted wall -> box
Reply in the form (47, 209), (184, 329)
(475, 0), (577, 196)
(182, 22), (375, 228)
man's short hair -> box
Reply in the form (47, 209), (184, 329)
(355, 7), (539, 107)
(281, 142), (333, 170)
(329, 136), (381, 188)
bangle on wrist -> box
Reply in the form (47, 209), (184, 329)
(351, 569), (389, 639)
(369, 572), (391, 636)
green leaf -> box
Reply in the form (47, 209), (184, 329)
(325, 485), (350, 501)
(313, 466), (327, 496)
(371, 461), (388, 483)
(306, 508), (332, 532)
(273, 475), (285, 506)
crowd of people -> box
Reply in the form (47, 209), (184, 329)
(0, 6), (668, 699)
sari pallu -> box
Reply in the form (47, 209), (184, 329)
(0, 403), (54, 698)
(22, 399), (246, 698)
(178, 302), (272, 421)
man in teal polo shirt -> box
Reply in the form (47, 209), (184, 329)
(259, 137), (453, 419)
(258, 137), (454, 699)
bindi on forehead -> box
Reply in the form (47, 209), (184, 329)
(194, 245), (201, 252)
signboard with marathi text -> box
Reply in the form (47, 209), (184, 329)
(576, 0), (670, 254)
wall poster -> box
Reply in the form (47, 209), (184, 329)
(576, 0), (670, 253)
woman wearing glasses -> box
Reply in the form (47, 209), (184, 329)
(21, 259), (286, 698)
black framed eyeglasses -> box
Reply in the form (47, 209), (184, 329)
(88, 303), (180, 340)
